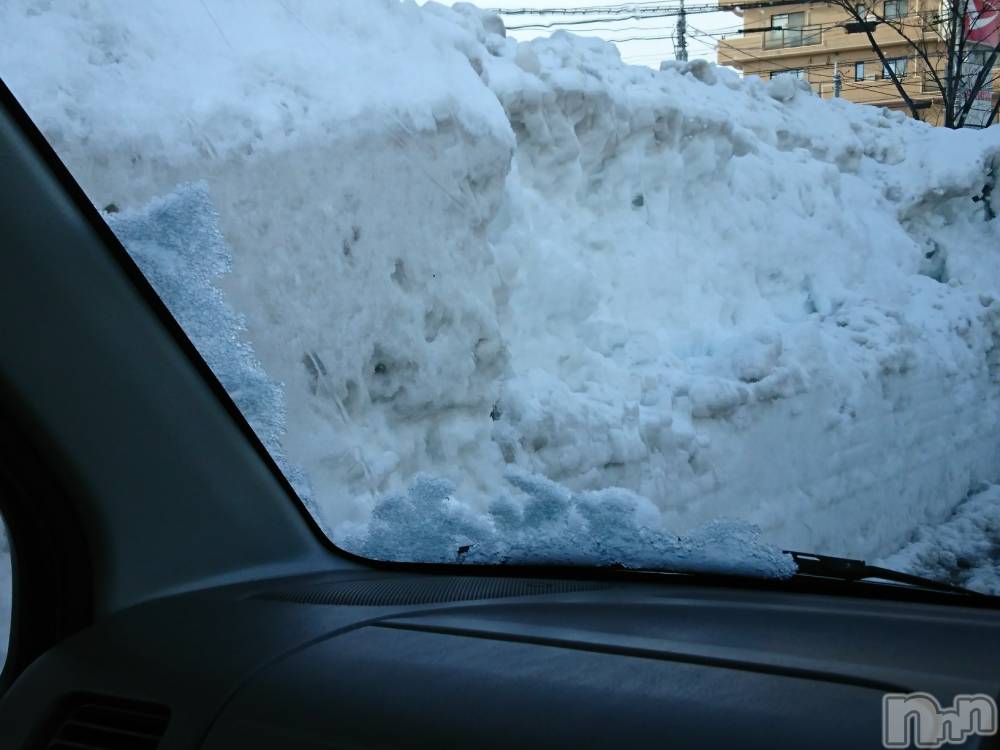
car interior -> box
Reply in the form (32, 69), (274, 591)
(1, 72), (1000, 750)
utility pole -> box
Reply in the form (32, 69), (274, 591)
(834, 59), (842, 97)
(676, 0), (689, 61)
(948, 0), (960, 124)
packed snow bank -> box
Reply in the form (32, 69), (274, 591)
(108, 184), (795, 577)
(876, 484), (1000, 594)
(2, 1), (1000, 575)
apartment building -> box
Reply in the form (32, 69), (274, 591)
(716, 0), (998, 127)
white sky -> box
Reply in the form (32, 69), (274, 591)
(421, 1), (744, 67)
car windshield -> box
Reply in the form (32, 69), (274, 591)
(2, 0), (999, 593)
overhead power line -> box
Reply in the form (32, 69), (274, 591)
(506, 13), (677, 29)
(498, 1), (969, 98)
(494, 3), (689, 15)
(494, 0), (819, 17)
(694, 22), (972, 102)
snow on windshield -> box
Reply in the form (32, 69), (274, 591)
(2, 0), (1000, 587)
(108, 183), (795, 578)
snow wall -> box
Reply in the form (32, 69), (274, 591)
(2, 0), (1000, 566)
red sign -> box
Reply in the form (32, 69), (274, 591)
(967, 0), (1000, 48)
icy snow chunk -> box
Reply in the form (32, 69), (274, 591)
(350, 475), (495, 563)
(342, 472), (797, 579)
(661, 58), (718, 86)
(715, 332), (784, 384)
(768, 74), (809, 102)
(688, 378), (751, 419)
(446, 2), (507, 39)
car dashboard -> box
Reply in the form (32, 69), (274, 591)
(2, 570), (998, 749)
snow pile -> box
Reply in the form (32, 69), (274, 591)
(876, 484), (1000, 595)
(108, 183), (794, 577)
(2, 1), (1000, 581)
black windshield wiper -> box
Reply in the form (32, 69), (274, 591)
(785, 550), (985, 596)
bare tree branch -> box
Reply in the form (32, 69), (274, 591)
(955, 4), (1000, 126)
(863, 2), (949, 102)
(986, 91), (1000, 124)
(831, 0), (998, 128)
(832, 0), (925, 119)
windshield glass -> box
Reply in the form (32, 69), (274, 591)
(2, 0), (999, 591)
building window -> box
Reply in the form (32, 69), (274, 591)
(771, 12), (804, 29)
(855, 3), (870, 18)
(765, 12), (820, 48)
(855, 61), (865, 80)
(884, 0), (907, 19)
(880, 57), (908, 79)
(770, 68), (806, 80)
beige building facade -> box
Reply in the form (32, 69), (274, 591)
(716, 0), (998, 127)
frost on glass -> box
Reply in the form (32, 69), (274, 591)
(108, 184), (318, 514)
(343, 473), (796, 577)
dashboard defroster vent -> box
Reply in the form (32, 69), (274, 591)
(257, 576), (606, 607)
(42, 693), (170, 750)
